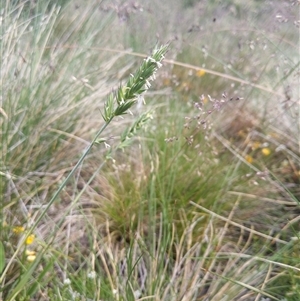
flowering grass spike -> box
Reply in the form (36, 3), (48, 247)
(102, 44), (168, 122)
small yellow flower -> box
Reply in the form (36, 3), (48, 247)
(196, 69), (206, 77)
(245, 155), (253, 163)
(13, 226), (25, 234)
(26, 234), (35, 245)
(27, 255), (36, 262)
(261, 148), (271, 156)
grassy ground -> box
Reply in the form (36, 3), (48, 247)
(1, 0), (299, 300)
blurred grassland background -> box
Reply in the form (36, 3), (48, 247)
(0, 0), (299, 300)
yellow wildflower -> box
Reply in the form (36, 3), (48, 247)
(261, 148), (271, 156)
(27, 255), (36, 262)
(26, 250), (37, 262)
(245, 155), (253, 163)
(26, 234), (35, 245)
(196, 69), (206, 77)
(13, 226), (25, 234)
